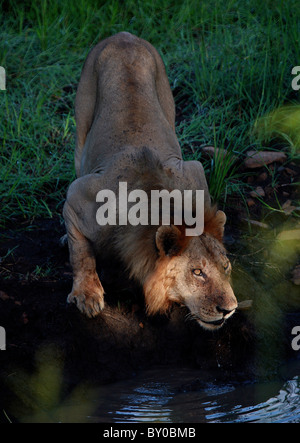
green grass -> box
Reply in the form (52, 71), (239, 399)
(0, 0), (299, 226)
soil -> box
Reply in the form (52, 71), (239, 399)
(0, 157), (299, 422)
(0, 216), (255, 376)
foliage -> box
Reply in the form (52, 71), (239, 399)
(0, 0), (299, 225)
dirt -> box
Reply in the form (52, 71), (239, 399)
(0, 157), (299, 422)
(0, 216), (255, 378)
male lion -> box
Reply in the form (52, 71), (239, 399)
(63, 32), (237, 330)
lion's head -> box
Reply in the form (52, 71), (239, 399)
(144, 210), (237, 330)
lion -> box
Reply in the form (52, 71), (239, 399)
(63, 32), (237, 330)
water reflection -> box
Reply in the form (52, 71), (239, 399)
(208, 376), (300, 423)
(89, 366), (300, 423)
(113, 383), (173, 423)
(88, 377), (175, 423)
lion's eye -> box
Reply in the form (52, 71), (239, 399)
(224, 262), (231, 273)
(193, 269), (204, 278)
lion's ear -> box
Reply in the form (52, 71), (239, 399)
(204, 210), (226, 243)
(155, 225), (186, 257)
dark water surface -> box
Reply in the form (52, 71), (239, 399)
(73, 360), (300, 424)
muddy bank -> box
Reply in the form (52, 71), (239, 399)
(0, 217), (255, 385)
(0, 216), (299, 392)
(0, 219), (299, 423)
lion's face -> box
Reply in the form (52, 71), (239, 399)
(144, 211), (238, 330)
(164, 234), (237, 330)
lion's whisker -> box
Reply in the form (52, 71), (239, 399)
(185, 312), (198, 323)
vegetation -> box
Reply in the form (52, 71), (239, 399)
(0, 0), (299, 226)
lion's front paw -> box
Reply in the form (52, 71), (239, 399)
(67, 280), (105, 318)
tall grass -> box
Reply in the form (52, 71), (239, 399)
(0, 0), (299, 226)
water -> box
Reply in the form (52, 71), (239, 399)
(81, 361), (300, 424)
(9, 359), (300, 423)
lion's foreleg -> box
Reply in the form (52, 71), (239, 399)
(63, 200), (105, 317)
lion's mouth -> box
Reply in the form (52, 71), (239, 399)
(202, 318), (225, 326)
(193, 315), (226, 330)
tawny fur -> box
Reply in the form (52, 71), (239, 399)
(63, 32), (237, 328)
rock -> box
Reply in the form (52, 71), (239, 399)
(244, 150), (287, 168)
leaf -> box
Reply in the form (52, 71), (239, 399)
(242, 218), (270, 229)
(250, 186), (265, 198)
(244, 150), (287, 168)
(202, 146), (237, 162)
(281, 200), (299, 215)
